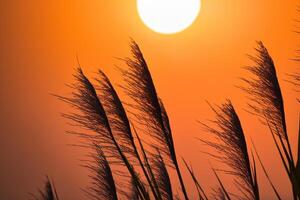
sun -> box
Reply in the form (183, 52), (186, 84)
(137, 0), (201, 34)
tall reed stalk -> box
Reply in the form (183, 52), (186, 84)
(120, 40), (189, 200)
(241, 41), (300, 199)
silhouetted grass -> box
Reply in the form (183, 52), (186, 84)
(199, 101), (259, 200)
(31, 176), (59, 200)
(83, 145), (118, 200)
(120, 40), (189, 200)
(96, 69), (161, 199)
(55, 67), (150, 200)
(35, 39), (300, 200)
(182, 159), (208, 200)
(241, 42), (300, 199)
(151, 151), (173, 200)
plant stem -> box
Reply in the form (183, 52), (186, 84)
(173, 156), (189, 200)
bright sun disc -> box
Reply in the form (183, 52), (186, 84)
(137, 0), (201, 34)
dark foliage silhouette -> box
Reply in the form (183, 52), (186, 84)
(83, 145), (118, 200)
(120, 40), (189, 200)
(31, 177), (59, 200)
(200, 101), (259, 200)
(32, 38), (300, 200)
(56, 67), (150, 200)
(182, 159), (208, 200)
(96, 70), (161, 199)
(241, 42), (288, 140)
(151, 151), (173, 200)
(241, 42), (300, 199)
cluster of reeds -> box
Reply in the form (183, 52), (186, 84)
(32, 40), (299, 200)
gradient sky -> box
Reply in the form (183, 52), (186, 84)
(0, 0), (299, 199)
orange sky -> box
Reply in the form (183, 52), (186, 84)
(0, 0), (299, 199)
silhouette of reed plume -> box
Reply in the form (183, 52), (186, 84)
(45, 39), (300, 200)
(151, 151), (173, 200)
(241, 42), (300, 199)
(241, 41), (287, 139)
(83, 145), (118, 200)
(200, 101), (259, 200)
(96, 69), (162, 199)
(30, 177), (59, 200)
(55, 68), (119, 159)
(120, 40), (189, 200)
(95, 70), (136, 159)
(56, 67), (150, 200)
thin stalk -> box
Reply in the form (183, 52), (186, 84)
(212, 168), (231, 200)
(182, 158), (208, 200)
(159, 114), (189, 200)
(275, 125), (294, 167)
(251, 140), (282, 200)
(112, 134), (149, 200)
(131, 124), (162, 200)
(267, 120), (291, 177)
(173, 156), (189, 200)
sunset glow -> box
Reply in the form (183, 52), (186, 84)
(1, 1), (300, 199)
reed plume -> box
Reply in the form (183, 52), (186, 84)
(55, 68), (118, 158)
(95, 70), (136, 158)
(95, 69), (162, 199)
(120, 40), (189, 200)
(56, 67), (150, 200)
(151, 151), (173, 200)
(200, 101), (259, 200)
(31, 177), (59, 200)
(84, 145), (118, 200)
(120, 41), (174, 161)
(241, 41), (288, 140)
(50, 39), (300, 200)
(241, 42), (300, 198)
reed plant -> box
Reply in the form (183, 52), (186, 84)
(32, 40), (299, 200)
